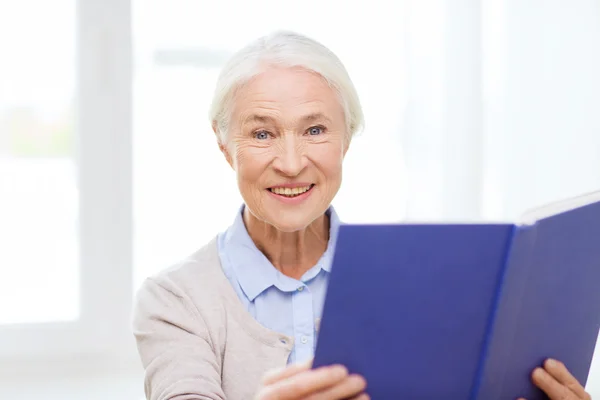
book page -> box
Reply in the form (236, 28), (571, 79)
(518, 190), (600, 226)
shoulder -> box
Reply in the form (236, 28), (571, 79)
(134, 236), (229, 315)
(155, 236), (222, 287)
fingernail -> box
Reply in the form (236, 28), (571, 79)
(327, 365), (348, 379)
(546, 358), (557, 367)
(533, 367), (545, 379)
(349, 374), (367, 387)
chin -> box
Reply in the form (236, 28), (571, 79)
(268, 217), (312, 233)
(266, 207), (324, 233)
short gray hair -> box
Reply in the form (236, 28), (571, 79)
(209, 30), (364, 142)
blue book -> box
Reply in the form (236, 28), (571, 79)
(314, 191), (600, 399)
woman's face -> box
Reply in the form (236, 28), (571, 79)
(221, 66), (348, 232)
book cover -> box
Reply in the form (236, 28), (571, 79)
(314, 191), (600, 399)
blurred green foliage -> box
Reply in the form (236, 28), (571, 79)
(1, 105), (74, 158)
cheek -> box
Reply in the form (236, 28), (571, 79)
(233, 146), (271, 185)
(312, 144), (344, 177)
(323, 158), (344, 189)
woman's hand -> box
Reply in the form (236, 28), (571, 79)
(519, 359), (591, 400)
(255, 360), (369, 400)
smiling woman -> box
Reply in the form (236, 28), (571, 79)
(132, 30), (591, 400)
(133, 31), (369, 400)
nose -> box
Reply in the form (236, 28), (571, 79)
(272, 135), (307, 177)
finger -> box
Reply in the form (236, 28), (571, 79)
(543, 359), (589, 399)
(306, 374), (367, 400)
(257, 365), (348, 400)
(531, 367), (576, 400)
(348, 394), (371, 400)
(261, 359), (312, 385)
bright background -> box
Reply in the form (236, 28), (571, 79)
(1, 0), (599, 398)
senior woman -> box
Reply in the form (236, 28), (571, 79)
(133, 31), (591, 400)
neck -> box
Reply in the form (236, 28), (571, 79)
(243, 208), (330, 280)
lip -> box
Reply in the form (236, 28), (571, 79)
(266, 184), (315, 205)
(268, 182), (314, 189)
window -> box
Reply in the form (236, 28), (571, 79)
(0, 0), (134, 361)
(0, 1), (78, 325)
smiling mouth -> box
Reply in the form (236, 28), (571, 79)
(268, 184), (315, 197)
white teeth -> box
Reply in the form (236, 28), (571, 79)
(270, 185), (312, 197)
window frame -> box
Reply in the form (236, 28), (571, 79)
(0, 0), (135, 362)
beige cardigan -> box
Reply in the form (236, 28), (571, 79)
(133, 238), (294, 400)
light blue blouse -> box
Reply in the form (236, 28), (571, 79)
(217, 206), (340, 364)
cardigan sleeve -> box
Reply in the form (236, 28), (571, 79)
(133, 277), (226, 400)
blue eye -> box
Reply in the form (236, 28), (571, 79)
(308, 126), (323, 136)
(254, 131), (269, 140)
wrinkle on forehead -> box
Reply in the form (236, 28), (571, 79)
(239, 108), (336, 130)
(233, 68), (344, 121)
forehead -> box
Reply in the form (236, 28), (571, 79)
(232, 66), (344, 123)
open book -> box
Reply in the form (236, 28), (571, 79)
(314, 190), (600, 400)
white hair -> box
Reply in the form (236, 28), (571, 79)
(208, 30), (364, 142)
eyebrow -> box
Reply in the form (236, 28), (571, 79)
(243, 114), (276, 124)
(242, 112), (332, 125)
(300, 112), (332, 124)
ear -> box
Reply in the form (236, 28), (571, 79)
(220, 142), (235, 169)
(342, 135), (351, 157)
(213, 121), (235, 169)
